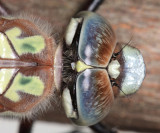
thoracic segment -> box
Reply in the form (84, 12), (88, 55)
(5, 27), (45, 55)
(0, 32), (16, 59)
(0, 69), (17, 94)
(4, 73), (44, 102)
(0, 27), (46, 59)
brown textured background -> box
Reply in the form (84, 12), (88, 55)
(1, 0), (160, 132)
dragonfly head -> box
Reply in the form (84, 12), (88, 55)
(62, 11), (146, 126)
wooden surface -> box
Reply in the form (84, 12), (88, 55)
(1, 0), (160, 132)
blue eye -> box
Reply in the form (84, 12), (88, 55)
(77, 11), (116, 67)
(73, 69), (114, 126)
(65, 11), (116, 67)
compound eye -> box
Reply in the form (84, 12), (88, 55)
(62, 69), (114, 126)
(74, 69), (114, 126)
(77, 11), (116, 67)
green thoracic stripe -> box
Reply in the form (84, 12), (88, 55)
(4, 73), (45, 102)
(0, 32), (16, 59)
(0, 69), (16, 94)
(5, 27), (46, 55)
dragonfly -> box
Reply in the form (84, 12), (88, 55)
(0, 0), (146, 133)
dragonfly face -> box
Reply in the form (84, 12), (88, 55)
(0, 10), (145, 126)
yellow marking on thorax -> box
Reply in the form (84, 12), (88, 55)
(76, 60), (93, 72)
(5, 27), (46, 55)
(5, 73), (44, 102)
(0, 69), (16, 94)
(0, 32), (16, 59)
